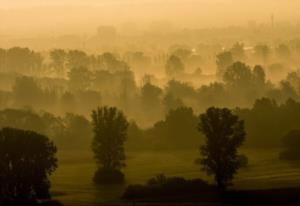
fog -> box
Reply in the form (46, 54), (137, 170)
(1, 1), (300, 206)
(1, 0), (300, 36)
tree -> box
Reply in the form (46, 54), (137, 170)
(13, 76), (44, 107)
(165, 55), (184, 77)
(280, 130), (300, 160)
(99, 52), (129, 72)
(216, 51), (233, 78)
(0, 127), (57, 205)
(67, 50), (90, 69)
(68, 66), (92, 91)
(254, 44), (270, 64)
(230, 42), (245, 61)
(50, 49), (66, 76)
(197, 107), (246, 190)
(91, 106), (129, 184)
(223, 61), (252, 87)
(276, 44), (291, 59)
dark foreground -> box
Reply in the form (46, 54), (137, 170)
(121, 187), (300, 206)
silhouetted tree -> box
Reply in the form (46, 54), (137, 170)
(0, 127), (57, 205)
(91, 106), (129, 184)
(223, 62), (252, 87)
(50, 49), (66, 76)
(253, 65), (266, 86)
(68, 66), (92, 91)
(13, 76), (43, 107)
(197, 107), (246, 190)
(165, 55), (184, 77)
(216, 51), (233, 78)
(276, 44), (291, 59)
(280, 130), (300, 160)
(67, 50), (90, 69)
(230, 42), (245, 61)
(99, 52), (129, 72)
(254, 44), (270, 64)
(163, 92), (184, 113)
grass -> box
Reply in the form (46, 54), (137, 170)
(50, 148), (300, 205)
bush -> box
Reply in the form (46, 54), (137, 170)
(123, 174), (217, 200)
(93, 168), (125, 184)
(280, 130), (300, 161)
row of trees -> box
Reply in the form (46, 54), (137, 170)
(91, 106), (246, 190)
(2, 102), (300, 204)
(1, 96), (300, 152)
(2, 60), (300, 128)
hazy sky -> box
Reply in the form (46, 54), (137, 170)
(1, 0), (300, 36)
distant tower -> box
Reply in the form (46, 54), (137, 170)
(271, 13), (274, 28)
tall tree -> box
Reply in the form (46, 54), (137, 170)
(91, 106), (129, 184)
(0, 127), (57, 204)
(197, 107), (246, 190)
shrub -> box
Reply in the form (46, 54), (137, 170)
(93, 168), (125, 184)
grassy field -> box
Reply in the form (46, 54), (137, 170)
(50, 148), (300, 206)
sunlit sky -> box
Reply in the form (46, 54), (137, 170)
(1, 0), (300, 36)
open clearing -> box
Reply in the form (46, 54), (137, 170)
(51, 148), (300, 206)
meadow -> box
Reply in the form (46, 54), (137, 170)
(50, 148), (300, 206)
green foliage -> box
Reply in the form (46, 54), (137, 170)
(0, 127), (57, 204)
(197, 107), (246, 189)
(91, 106), (129, 183)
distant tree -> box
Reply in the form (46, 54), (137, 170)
(163, 107), (200, 148)
(0, 48), (6, 72)
(67, 50), (90, 69)
(99, 52), (129, 72)
(230, 43), (245, 61)
(165, 55), (184, 77)
(280, 130), (300, 160)
(166, 80), (196, 100)
(60, 113), (92, 150)
(253, 65), (266, 86)
(0, 127), (57, 205)
(254, 44), (270, 64)
(91, 106), (129, 184)
(276, 44), (291, 59)
(223, 62), (252, 87)
(287, 71), (300, 93)
(163, 92), (184, 113)
(13, 76), (43, 107)
(68, 66), (92, 91)
(172, 48), (192, 61)
(197, 107), (246, 190)
(50, 49), (66, 76)
(141, 83), (162, 109)
(216, 51), (233, 78)
(6, 47), (43, 74)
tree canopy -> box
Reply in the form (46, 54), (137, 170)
(0, 127), (57, 204)
(197, 107), (246, 190)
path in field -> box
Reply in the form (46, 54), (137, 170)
(50, 149), (300, 206)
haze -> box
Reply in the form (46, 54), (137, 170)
(1, 0), (300, 36)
